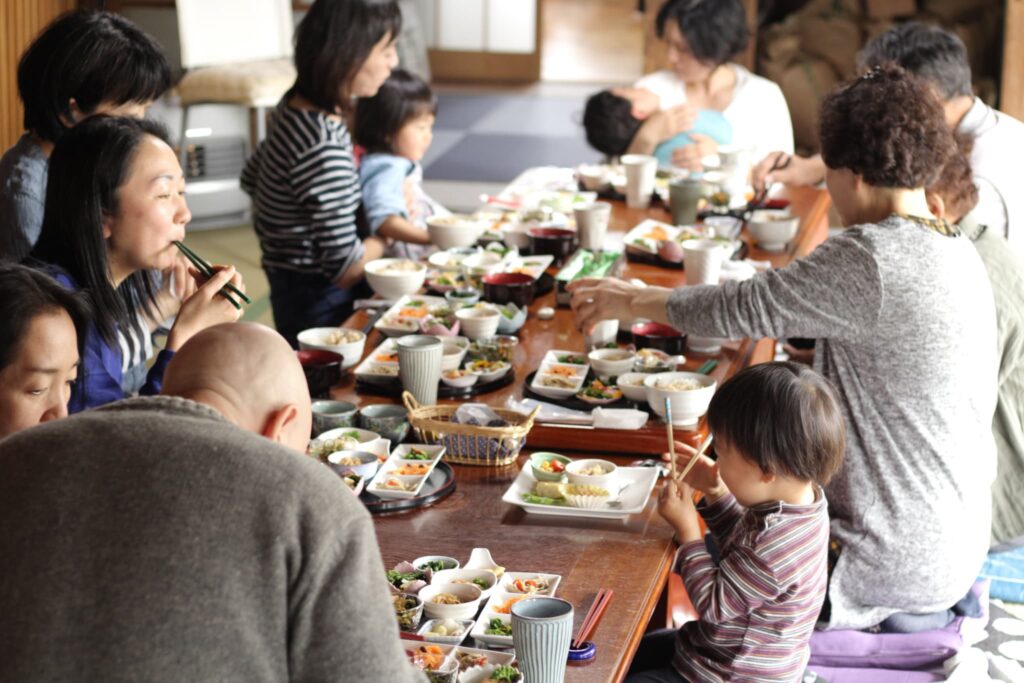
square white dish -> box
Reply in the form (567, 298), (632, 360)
(417, 618), (475, 645)
(374, 295), (448, 336)
(504, 253), (554, 280)
(529, 363), (587, 399)
(391, 444), (446, 462)
(541, 349), (589, 367)
(368, 450), (442, 499)
(501, 465), (660, 519)
(469, 610), (513, 648)
(623, 219), (679, 254)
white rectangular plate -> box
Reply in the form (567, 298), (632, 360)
(501, 466), (660, 519)
(500, 571), (561, 597)
(367, 451), (441, 499)
(400, 638), (516, 682)
(469, 609), (513, 648)
(541, 349), (589, 368)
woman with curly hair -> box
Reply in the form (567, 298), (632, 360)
(570, 65), (997, 632)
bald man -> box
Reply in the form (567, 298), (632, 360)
(0, 323), (420, 683)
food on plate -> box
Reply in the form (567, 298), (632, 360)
(443, 369), (472, 380)
(545, 364), (579, 377)
(399, 306), (428, 318)
(418, 558), (455, 572)
(430, 592), (462, 605)
(467, 359), (509, 375)
(485, 617), (513, 636)
(599, 350), (632, 361)
(410, 644), (447, 669)
(403, 447), (434, 460)
(491, 595), (527, 614)
(341, 473), (361, 490)
(658, 377), (703, 391)
(391, 463), (430, 476)
(324, 329), (362, 345)
(387, 564), (430, 593)
(577, 379), (623, 401)
(364, 366), (399, 376)
(564, 484), (612, 509)
(539, 374), (576, 389)
(307, 432), (362, 457)
(509, 576), (551, 594)
(379, 259), (422, 274)
(452, 577), (492, 590)
(333, 454), (364, 466)
(426, 619), (466, 637)
(635, 348), (672, 369)
(555, 353), (586, 365)
(456, 651), (488, 671)
(393, 594), (422, 629)
(486, 665), (522, 683)
(617, 374), (646, 387)
(537, 458), (566, 474)
(377, 477), (414, 491)
(576, 463), (609, 476)
(381, 315), (418, 331)
(374, 351), (399, 362)
(643, 225), (670, 241)
(522, 481), (567, 506)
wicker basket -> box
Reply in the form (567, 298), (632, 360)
(402, 391), (540, 467)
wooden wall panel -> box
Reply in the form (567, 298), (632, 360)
(0, 0), (75, 151)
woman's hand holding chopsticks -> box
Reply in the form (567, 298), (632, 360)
(165, 265), (246, 351)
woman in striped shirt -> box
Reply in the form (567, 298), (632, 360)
(628, 362), (845, 682)
(241, 0), (401, 346)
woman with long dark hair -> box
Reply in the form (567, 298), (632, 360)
(30, 116), (245, 412)
(241, 0), (401, 346)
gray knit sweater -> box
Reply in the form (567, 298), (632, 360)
(0, 396), (421, 682)
(668, 215), (998, 630)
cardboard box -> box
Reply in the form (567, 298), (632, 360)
(865, 0), (917, 18)
(779, 57), (841, 153)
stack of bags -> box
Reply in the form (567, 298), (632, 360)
(758, 0), (1003, 153)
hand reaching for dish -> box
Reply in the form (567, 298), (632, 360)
(567, 278), (672, 335)
(658, 478), (702, 543)
(662, 440), (727, 502)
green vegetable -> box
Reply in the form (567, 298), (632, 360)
(343, 430), (360, 439)
(485, 618), (513, 636)
(386, 569), (424, 587)
(488, 665), (522, 682)
(407, 300), (424, 306)
(556, 354), (586, 364)
(472, 577), (490, 589)
(418, 559), (451, 572)
(522, 493), (566, 506)
(404, 448), (432, 460)
(500, 306), (516, 320)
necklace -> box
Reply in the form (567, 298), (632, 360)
(892, 213), (960, 237)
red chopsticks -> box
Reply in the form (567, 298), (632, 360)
(572, 588), (614, 648)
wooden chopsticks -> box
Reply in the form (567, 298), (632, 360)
(172, 240), (251, 309)
(572, 588), (613, 649)
(675, 433), (714, 485)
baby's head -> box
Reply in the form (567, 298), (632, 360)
(353, 68), (437, 163)
(583, 90), (642, 157)
(706, 361), (846, 505)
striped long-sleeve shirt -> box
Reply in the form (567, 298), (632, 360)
(240, 102), (365, 280)
(672, 488), (829, 682)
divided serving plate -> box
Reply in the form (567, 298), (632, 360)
(501, 465), (659, 520)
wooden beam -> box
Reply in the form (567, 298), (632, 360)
(1002, 0), (1024, 119)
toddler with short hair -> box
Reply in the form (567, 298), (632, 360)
(628, 361), (846, 683)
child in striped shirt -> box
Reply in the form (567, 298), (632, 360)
(629, 362), (845, 683)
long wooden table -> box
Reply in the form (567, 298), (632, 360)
(333, 185), (831, 682)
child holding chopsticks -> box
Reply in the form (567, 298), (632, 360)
(628, 362), (845, 683)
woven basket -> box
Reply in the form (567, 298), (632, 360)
(402, 391), (539, 467)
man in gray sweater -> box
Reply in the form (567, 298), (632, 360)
(0, 323), (421, 682)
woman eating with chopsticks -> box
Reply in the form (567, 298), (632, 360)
(571, 65), (998, 634)
(28, 116), (246, 412)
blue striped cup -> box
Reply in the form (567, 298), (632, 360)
(511, 597), (574, 683)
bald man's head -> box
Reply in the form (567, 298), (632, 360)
(162, 323), (312, 452)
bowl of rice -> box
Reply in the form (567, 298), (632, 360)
(643, 371), (717, 427)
